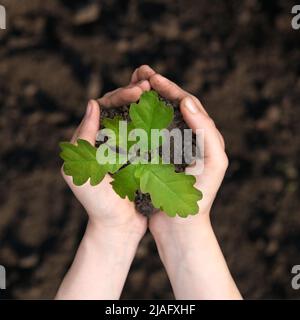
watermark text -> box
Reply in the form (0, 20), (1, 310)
(0, 5), (6, 30)
(0, 265), (6, 289)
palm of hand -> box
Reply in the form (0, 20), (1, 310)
(65, 174), (144, 228)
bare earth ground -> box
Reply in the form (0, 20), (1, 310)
(0, 0), (300, 299)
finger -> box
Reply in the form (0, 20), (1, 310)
(70, 118), (84, 144)
(131, 68), (139, 83)
(149, 73), (186, 101)
(136, 79), (151, 92)
(73, 100), (100, 145)
(149, 74), (209, 116)
(217, 131), (225, 149)
(104, 80), (150, 99)
(97, 81), (150, 108)
(131, 65), (156, 83)
(63, 100), (100, 183)
(102, 82), (150, 106)
(180, 97), (227, 170)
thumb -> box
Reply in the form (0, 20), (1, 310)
(180, 97), (227, 172)
(73, 100), (100, 145)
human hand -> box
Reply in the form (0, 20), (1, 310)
(58, 73), (157, 299)
(61, 75), (153, 239)
(129, 67), (228, 232)
(129, 66), (240, 299)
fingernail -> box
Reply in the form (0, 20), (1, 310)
(184, 97), (199, 114)
(85, 100), (93, 117)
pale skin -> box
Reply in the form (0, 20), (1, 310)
(55, 65), (242, 300)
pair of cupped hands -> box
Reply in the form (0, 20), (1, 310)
(61, 65), (228, 242)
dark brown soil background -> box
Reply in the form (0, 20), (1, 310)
(0, 0), (300, 299)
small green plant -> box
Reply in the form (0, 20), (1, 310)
(60, 91), (202, 217)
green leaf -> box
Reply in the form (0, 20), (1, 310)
(102, 116), (135, 151)
(111, 164), (140, 201)
(96, 142), (126, 172)
(60, 139), (114, 186)
(137, 163), (202, 217)
(129, 91), (174, 148)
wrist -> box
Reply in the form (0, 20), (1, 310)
(150, 210), (212, 241)
(87, 205), (147, 241)
(150, 212), (213, 264)
(86, 219), (144, 249)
